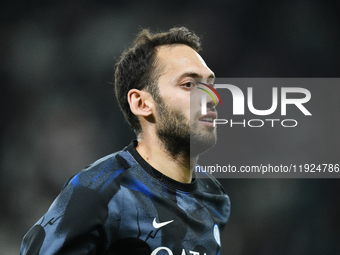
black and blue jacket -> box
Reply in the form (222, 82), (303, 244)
(21, 140), (230, 255)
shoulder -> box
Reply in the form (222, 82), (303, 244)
(38, 148), (142, 235)
(195, 166), (227, 195)
(20, 149), (139, 254)
(195, 165), (231, 220)
(62, 148), (142, 192)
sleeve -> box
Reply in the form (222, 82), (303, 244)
(20, 170), (121, 255)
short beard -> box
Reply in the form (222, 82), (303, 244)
(156, 97), (191, 163)
(154, 94), (217, 164)
(190, 112), (217, 157)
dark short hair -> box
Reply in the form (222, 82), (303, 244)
(114, 27), (201, 134)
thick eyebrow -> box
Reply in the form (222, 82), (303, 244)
(176, 72), (215, 83)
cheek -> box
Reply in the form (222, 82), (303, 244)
(190, 89), (200, 109)
(190, 97), (202, 121)
(178, 101), (191, 121)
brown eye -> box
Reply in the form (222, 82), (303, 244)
(182, 80), (197, 88)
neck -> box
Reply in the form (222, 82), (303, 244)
(136, 132), (198, 184)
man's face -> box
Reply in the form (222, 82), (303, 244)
(153, 44), (217, 158)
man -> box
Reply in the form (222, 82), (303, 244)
(20, 27), (230, 255)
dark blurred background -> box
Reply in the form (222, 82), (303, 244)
(1, 0), (340, 254)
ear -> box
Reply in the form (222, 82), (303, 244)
(128, 89), (154, 117)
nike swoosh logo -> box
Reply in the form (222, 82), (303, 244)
(153, 218), (174, 229)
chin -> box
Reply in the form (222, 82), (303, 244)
(189, 131), (217, 157)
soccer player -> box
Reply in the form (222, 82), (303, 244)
(20, 27), (230, 255)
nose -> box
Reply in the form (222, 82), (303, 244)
(207, 101), (216, 112)
(204, 89), (219, 111)
(197, 82), (220, 108)
(200, 92), (217, 115)
(205, 92), (216, 111)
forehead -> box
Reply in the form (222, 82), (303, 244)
(155, 44), (214, 79)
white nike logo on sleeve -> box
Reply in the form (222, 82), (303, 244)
(152, 218), (174, 229)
